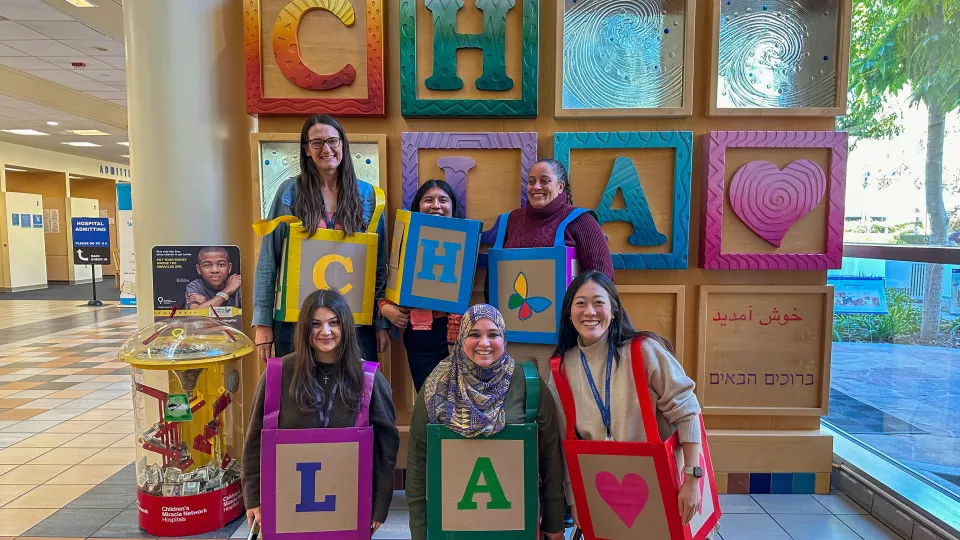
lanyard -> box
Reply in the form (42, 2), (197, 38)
(579, 345), (614, 441)
(314, 382), (337, 428)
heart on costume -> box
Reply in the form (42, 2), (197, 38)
(595, 471), (649, 528)
(728, 159), (826, 247)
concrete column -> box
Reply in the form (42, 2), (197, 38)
(123, 0), (258, 422)
(123, 0), (254, 329)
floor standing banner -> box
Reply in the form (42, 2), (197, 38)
(116, 183), (136, 307)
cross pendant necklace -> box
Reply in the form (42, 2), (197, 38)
(318, 365), (334, 384)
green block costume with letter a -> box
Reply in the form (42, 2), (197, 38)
(426, 362), (540, 538)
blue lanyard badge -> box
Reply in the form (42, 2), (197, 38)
(579, 345), (614, 441)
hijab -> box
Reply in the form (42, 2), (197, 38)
(422, 304), (516, 438)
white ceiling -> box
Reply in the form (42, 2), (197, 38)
(0, 94), (128, 162)
(0, 0), (125, 107)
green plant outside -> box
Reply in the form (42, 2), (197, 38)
(832, 288), (959, 342)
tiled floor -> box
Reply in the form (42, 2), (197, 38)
(0, 303), (904, 539)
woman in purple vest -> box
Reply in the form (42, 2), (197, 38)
(241, 289), (399, 535)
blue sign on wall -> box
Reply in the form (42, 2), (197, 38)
(11, 214), (18, 226)
(32, 214), (42, 228)
(72, 217), (111, 265)
(19, 214), (30, 228)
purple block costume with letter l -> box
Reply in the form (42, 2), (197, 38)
(260, 358), (378, 539)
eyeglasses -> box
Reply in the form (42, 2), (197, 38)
(307, 137), (341, 150)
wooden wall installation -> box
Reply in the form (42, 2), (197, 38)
(244, 0), (385, 115)
(554, 131), (692, 269)
(250, 133), (388, 217)
(708, 0), (852, 117)
(616, 285), (685, 363)
(399, 0), (540, 116)
(400, 132), (537, 242)
(700, 130), (847, 270)
(697, 285), (833, 416)
(555, 0), (696, 118)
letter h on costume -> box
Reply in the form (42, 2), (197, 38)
(386, 210), (482, 314)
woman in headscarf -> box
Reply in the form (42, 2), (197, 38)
(405, 304), (566, 540)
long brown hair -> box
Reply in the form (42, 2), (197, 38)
(554, 271), (674, 365)
(291, 289), (364, 412)
(294, 114), (365, 236)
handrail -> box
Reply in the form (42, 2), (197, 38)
(843, 243), (959, 265)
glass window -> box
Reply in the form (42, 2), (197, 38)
(827, 257), (960, 500)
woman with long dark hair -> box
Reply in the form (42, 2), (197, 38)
(380, 179), (466, 392)
(242, 289), (399, 534)
(253, 114), (389, 363)
(548, 271), (704, 530)
(405, 304), (565, 540)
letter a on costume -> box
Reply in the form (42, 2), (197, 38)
(597, 156), (667, 246)
(457, 457), (512, 510)
(294, 462), (337, 513)
(313, 254), (354, 295)
(417, 239), (461, 284)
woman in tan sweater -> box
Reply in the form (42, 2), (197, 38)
(546, 271), (704, 529)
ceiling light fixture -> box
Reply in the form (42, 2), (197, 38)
(4, 167), (27, 172)
(1, 129), (49, 136)
(46, 121), (59, 126)
(64, 0), (98, 7)
(67, 129), (110, 136)
(117, 141), (129, 146)
(61, 142), (101, 147)
(121, 154), (129, 158)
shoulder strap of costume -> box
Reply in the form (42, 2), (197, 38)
(263, 357), (284, 431)
(549, 355), (578, 440)
(630, 337), (663, 443)
(492, 212), (511, 249)
(355, 361), (379, 427)
(553, 208), (597, 246)
(366, 187), (386, 234)
(519, 361), (540, 424)
(252, 215), (301, 237)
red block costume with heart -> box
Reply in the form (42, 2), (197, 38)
(550, 338), (721, 540)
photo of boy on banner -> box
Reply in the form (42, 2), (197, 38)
(551, 338), (721, 540)
(152, 245), (242, 329)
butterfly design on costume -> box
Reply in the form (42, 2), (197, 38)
(507, 272), (551, 321)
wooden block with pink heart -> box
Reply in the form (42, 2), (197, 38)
(700, 131), (849, 270)
(551, 339), (721, 540)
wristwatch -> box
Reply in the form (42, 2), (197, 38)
(216, 292), (230, 301)
(683, 466), (704, 478)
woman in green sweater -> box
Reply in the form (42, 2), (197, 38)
(405, 304), (566, 539)
(241, 288), (400, 535)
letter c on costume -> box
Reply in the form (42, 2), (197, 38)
(313, 254), (354, 295)
(271, 0), (357, 90)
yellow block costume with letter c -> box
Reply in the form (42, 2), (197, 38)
(253, 187), (384, 325)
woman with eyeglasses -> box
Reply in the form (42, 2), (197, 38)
(253, 114), (389, 364)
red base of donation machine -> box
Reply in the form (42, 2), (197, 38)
(137, 481), (243, 536)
